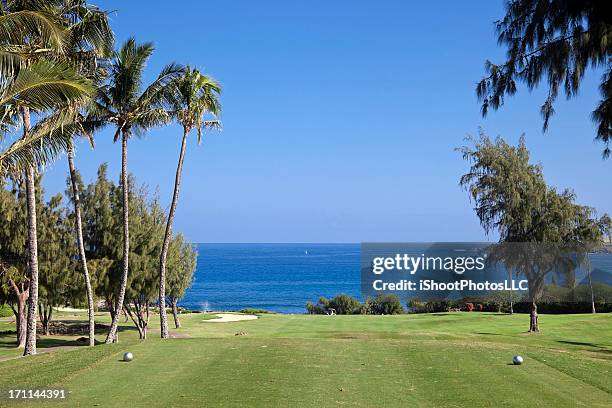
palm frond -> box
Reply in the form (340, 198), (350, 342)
(0, 106), (79, 175)
(166, 66), (222, 143)
(0, 47), (27, 78)
(132, 107), (171, 137)
(138, 62), (185, 107)
(0, 59), (95, 111)
(0, 104), (20, 139)
(67, 3), (114, 57)
(196, 119), (221, 144)
(109, 37), (154, 107)
(0, 10), (67, 53)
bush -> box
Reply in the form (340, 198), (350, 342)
(360, 298), (374, 315)
(485, 290), (521, 313)
(407, 299), (452, 313)
(404, 287), (612, 314)
(239, 308), (275, 315)
(539, 283), (612, 303)
(512, 301), (612, 314)
(306, 295), (361, 315)
(328, 294), (362, 315)
(407, 299), (426, 313)
(370, 294), (404, 315)
(306, 301), (325, 314)
(317, 296), (330, 309)
(306, 293), (405, 315)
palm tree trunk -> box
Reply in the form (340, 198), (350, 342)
(23, 107), (39, 356)
(159, 126), (190, 338)
(106, 131), (130, 344)
(171, 297), (181, 329)
(24, 165), (39, 355)
(67, 145), (96, 346)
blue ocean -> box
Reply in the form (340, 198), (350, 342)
(180, 243), (612, 314)
(180, 244), (361, 314)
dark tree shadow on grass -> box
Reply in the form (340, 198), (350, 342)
(0, 319), (138, 350)
(0, 333), (83, 350)
(557, 340), (610, 350)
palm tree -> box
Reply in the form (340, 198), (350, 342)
(95, 38), (183, 343)
(157, 67), (220, 338)
(0, 3), (96, 355)
(60, 0), (113, 348)
(10, 0), (115, 349)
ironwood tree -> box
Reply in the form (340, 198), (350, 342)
(477, 0), (612, 156)
(459, 132), (604, 331)
(166, 233), (197, 329)
(37, 194), (74, 336)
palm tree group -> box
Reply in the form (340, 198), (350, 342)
(94, 38), (185, 343)
(0, 0), (221, 353)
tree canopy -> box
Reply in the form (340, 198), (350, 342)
(477, 0), (612, 156)
(459, 132), (606, 302)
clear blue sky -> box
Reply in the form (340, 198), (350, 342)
(42, 0), (611, 243)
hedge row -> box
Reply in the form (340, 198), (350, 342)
(408, 298), (612, 314)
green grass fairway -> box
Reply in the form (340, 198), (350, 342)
(0, 312), (610, 407)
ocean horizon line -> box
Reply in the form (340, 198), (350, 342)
(190, 242), (360, 245)
(189, 241), (500, 245)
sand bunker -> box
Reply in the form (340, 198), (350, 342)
(204, 313), (259, 323)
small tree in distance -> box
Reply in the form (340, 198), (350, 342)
(599, 214), (612, 244)
(166, 234), (197, 329)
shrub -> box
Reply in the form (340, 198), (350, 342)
(328, 294), (362, 315)
(239, 308), (275, 315)
(306, 293), (405, 315)
(318, 296), (330, 309)
(305, 301), (325, 314)
(512, 301), (612, 314)
(407, 299), (452, 313)
(305, 297), (333, 314)
(360, 298), (374, 314)
(485, 290), (521, 313)
(407, 299), (426, 313)
(404, 288), (612, 314)
(305, 295), (362, 315)
(370, 294), (404, 314)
